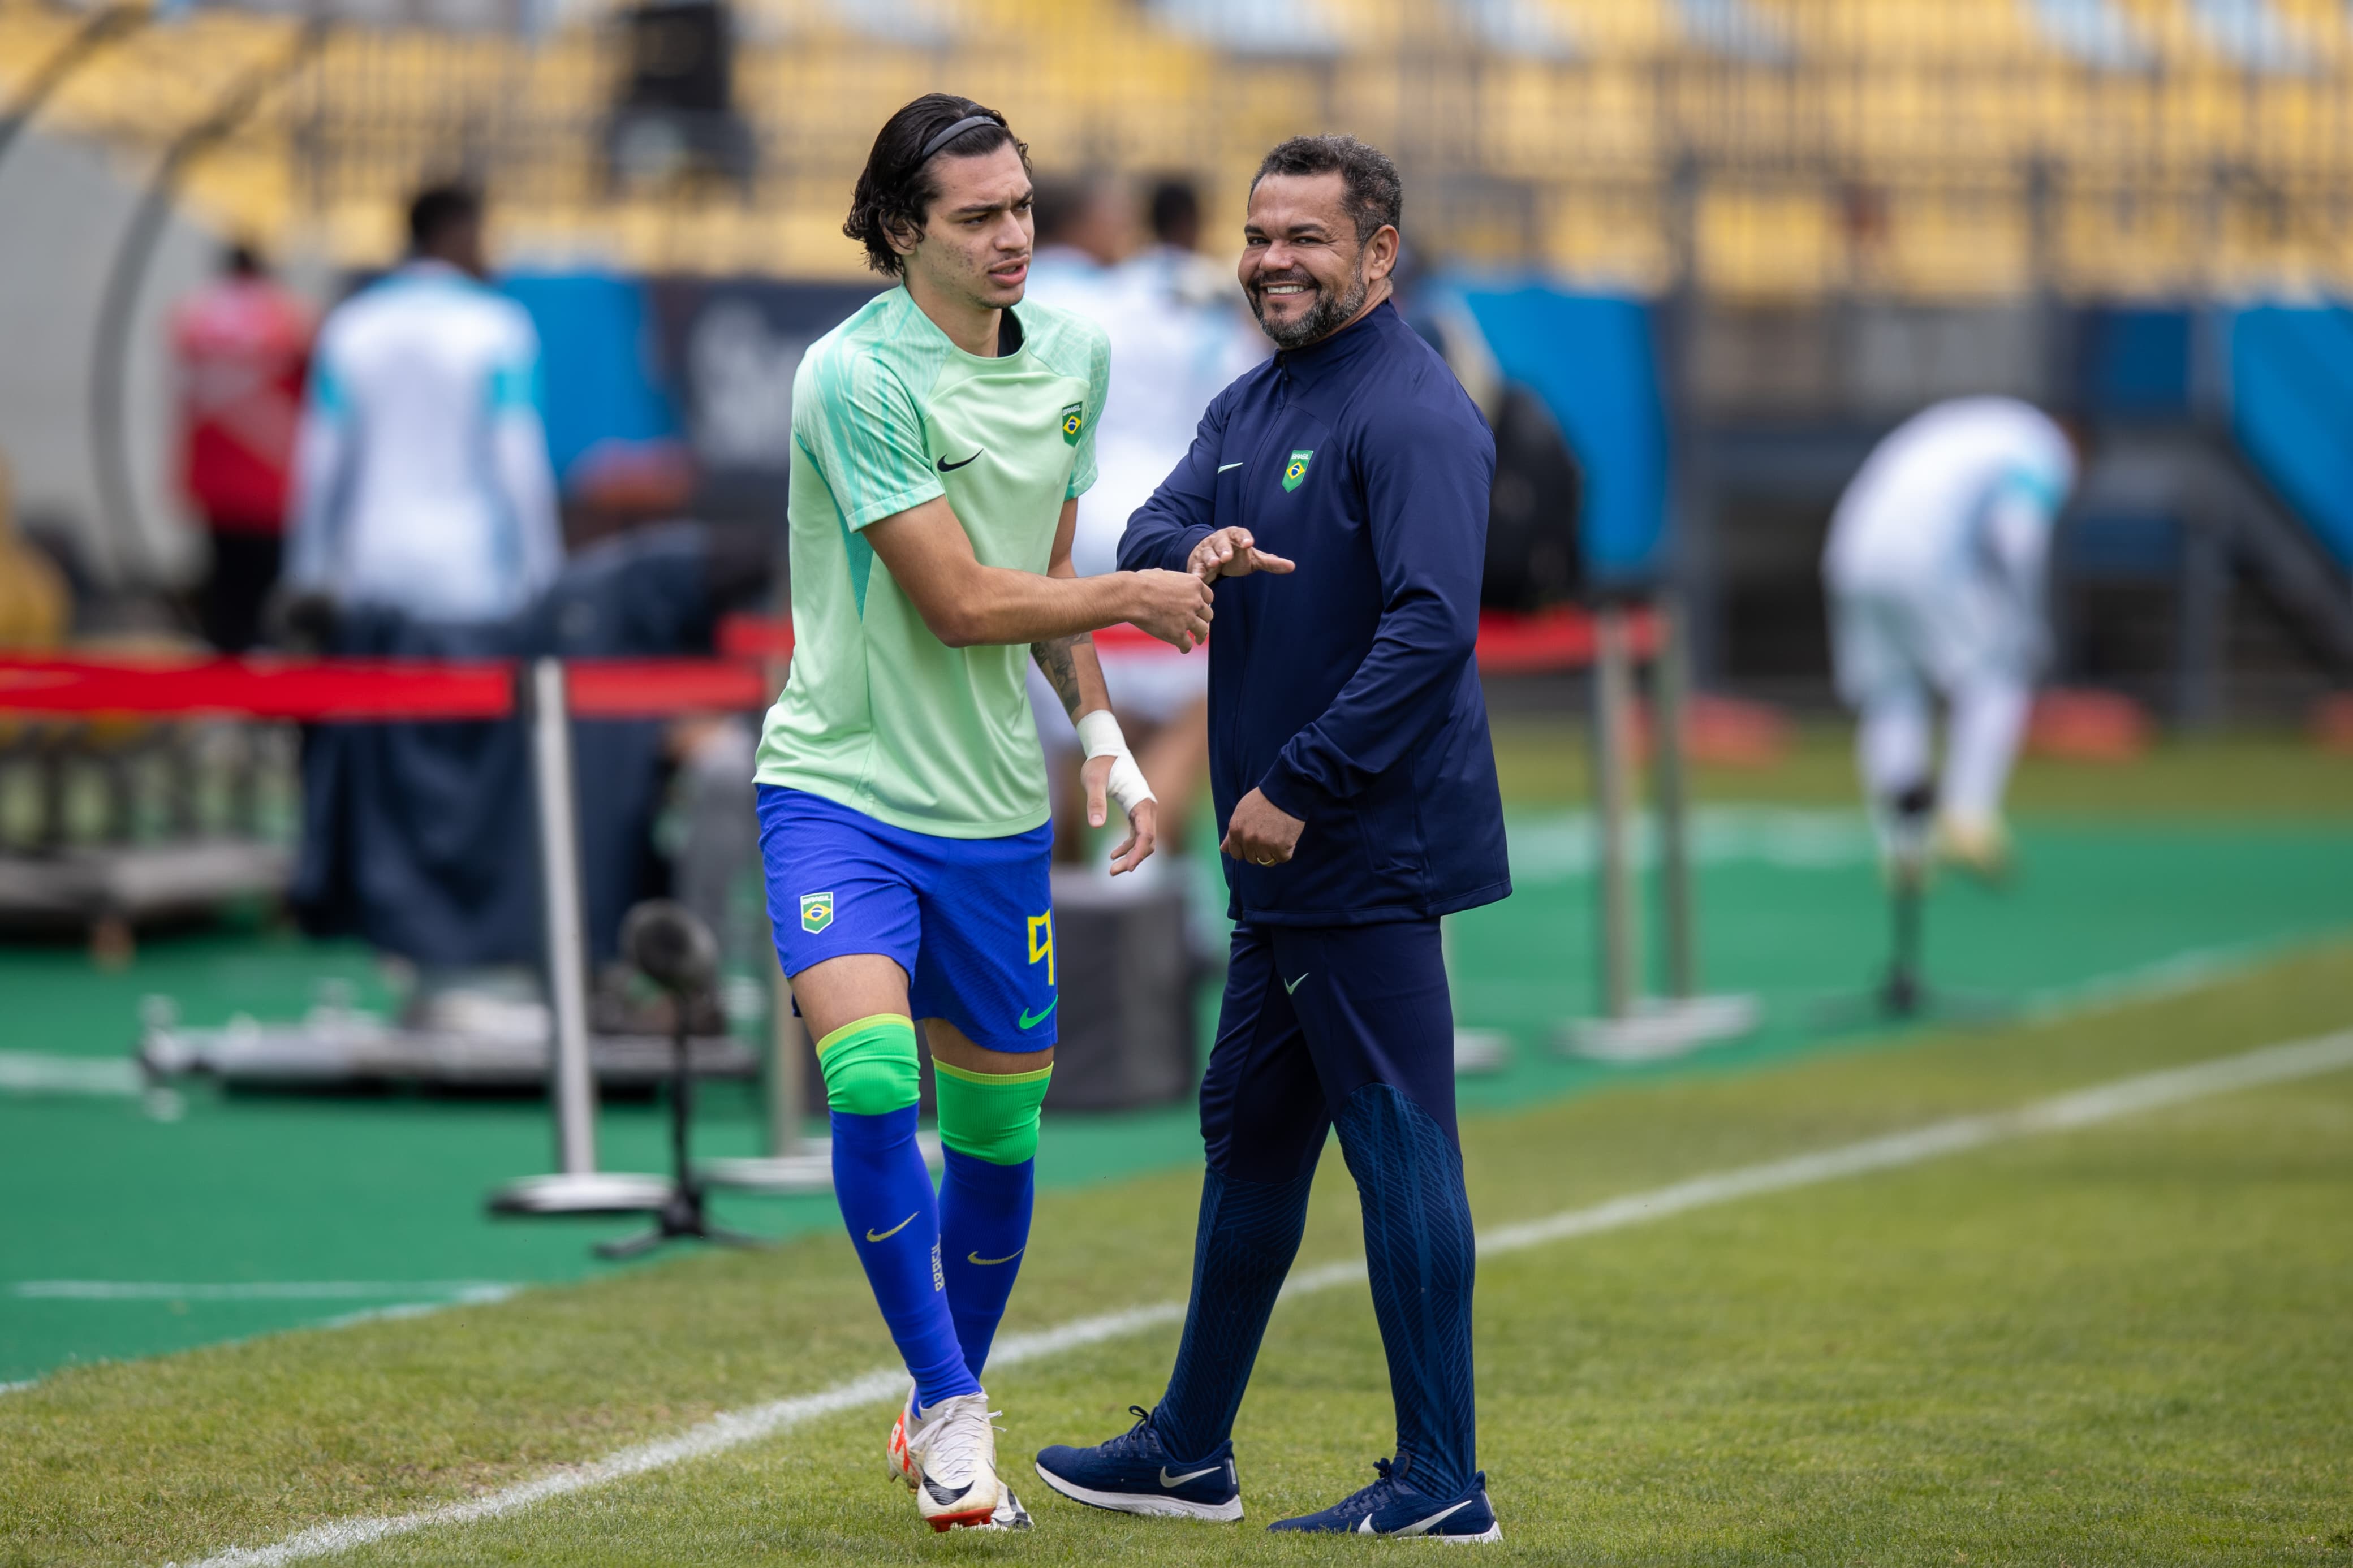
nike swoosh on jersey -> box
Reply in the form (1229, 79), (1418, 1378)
(1017, 997), (1058, 1029)
(1283, 973), (1309, 994)
(967, 1247), (1025, 1266)
(937, 451), (982, 472)
(1217, 462), (1244, 472)
(865, 1211), (919, 1242)
(1383, 1498), (1476, 1536)
(1160, 1464), (1223, 1487)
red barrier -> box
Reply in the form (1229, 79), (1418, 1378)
(0, 656), (769, 720)
(718, 607), (1650, 673)
(0, 607), (1639, 722)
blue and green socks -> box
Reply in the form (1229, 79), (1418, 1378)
(820, 1016), (975, 1409)
(934, 1059), (1050, 1379)
(818, 1017), (1051, 1403)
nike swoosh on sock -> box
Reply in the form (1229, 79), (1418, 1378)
(866, 1211), (919, 1242)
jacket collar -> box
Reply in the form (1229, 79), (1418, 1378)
(1273, 296), (1400, 388)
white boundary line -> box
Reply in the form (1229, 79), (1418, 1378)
(0, 1051), (143, 1097)
(11, 1282), (515, 1303)
(170, 1026), (2353, 1568)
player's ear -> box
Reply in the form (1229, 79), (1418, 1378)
(884, 212), (922, 261)
(1363, 224), (1400, 283)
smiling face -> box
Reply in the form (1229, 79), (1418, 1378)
(1239, 170), (1398, 350)
(891, 142), (1035, 316)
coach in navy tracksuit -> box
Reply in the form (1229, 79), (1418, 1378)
(1033, 136), (1510, 1541)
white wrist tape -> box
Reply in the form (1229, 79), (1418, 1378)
(1075, 709), (1156, 815)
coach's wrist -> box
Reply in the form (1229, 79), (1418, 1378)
(1255, 763), (1318, 824)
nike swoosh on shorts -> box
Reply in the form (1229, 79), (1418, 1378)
(866, 1211), (919, 1242)
(1018, 997), (1058, 1029)
(1283, 973), (1309, 994)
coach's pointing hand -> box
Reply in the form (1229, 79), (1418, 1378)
(1220, 788), (1304, 867)
(1189, 526), (1296, 585)
(1126, 568), (1216, 651)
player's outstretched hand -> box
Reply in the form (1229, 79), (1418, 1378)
(1220, 787), (1304, 867)
(1127, 568), (1216, 651)
(1188, 526), (1296, 585)
(1084, 752), (1159, 875)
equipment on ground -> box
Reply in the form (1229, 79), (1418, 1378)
(1558, 595), (1761, 1061)
(1038, 870), (1196, 1112)
(486, 659), (695, 1223)
(560, 899), (763, 1259)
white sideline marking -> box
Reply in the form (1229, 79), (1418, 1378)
(171, 1027), (2353, 1568)
(14, 1282), (514, 1303)
(0, 1051), (143, 1097)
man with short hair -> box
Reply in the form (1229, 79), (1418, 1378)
(754, 92), (1214, 1534)
(1035, 135), (1510, 1541)
(285, 185), (559, 621)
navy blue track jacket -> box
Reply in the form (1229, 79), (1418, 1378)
(1119, 299), (1511, 927)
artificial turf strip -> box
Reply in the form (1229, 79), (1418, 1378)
(5, 944), (2351, 1567)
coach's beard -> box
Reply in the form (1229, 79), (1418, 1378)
(1251, 261), (1370, 350)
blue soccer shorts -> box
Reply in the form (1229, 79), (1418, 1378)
(756, 785), (1057, 1054)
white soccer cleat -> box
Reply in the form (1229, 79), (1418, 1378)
(979, 1486), (1034, 1531)
(886, 1384), (920, 1488)
(902, 1390), (1005, 1532)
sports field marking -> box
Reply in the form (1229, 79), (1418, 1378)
(173, 1026), (2353, 1568)
(0, 1051), (143, 1097)
(14, 1281), (516, 1302)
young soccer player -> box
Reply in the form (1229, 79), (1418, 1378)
(753, 94), (1215, 1532)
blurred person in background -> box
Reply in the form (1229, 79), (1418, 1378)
(283, 184), (561, 623)
(170, 242), (312, 652)
(1025, 172), (1128, 304)
(1025, 175), (1264, 869)
(1822, 396), (2080, 880)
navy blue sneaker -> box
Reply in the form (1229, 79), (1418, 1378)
(1032, 1405), (1243, 1522)
(1268, 1458), (1501, 1540)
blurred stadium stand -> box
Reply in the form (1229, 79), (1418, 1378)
(3, 0), (2349, 715)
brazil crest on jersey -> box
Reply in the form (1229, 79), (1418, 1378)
(754, 288), (1109, 838)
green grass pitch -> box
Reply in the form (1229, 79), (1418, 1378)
(5, 935), (2350, 1566)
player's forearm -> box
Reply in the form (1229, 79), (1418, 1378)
(930, 565), (1143, 649)
(1031, 632), (1111, 722)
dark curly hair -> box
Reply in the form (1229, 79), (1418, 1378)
(1249, 135), (1401, 243)
(844, 94), (1029, 277)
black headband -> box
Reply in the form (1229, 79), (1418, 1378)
(917, 114), (1001, 165)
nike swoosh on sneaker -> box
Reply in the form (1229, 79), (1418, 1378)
(1159, 1464), (1223, 1488)
(925, 1478), (973, 1506)
(1388, 1498), (1476, 1536)
(1017, 997), (1058, 1029)
(967, 1247), (1025, 1265)
(1283, 973), (1309, 994)
(937, 452), (982, 472)
(866, 1211), (919, 1242)
(1217, 462), (1243, 472)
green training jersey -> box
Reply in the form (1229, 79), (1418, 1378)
(753, 286), (1109, 838)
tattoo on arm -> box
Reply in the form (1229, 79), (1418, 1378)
(1031, 634), (1087, 719)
